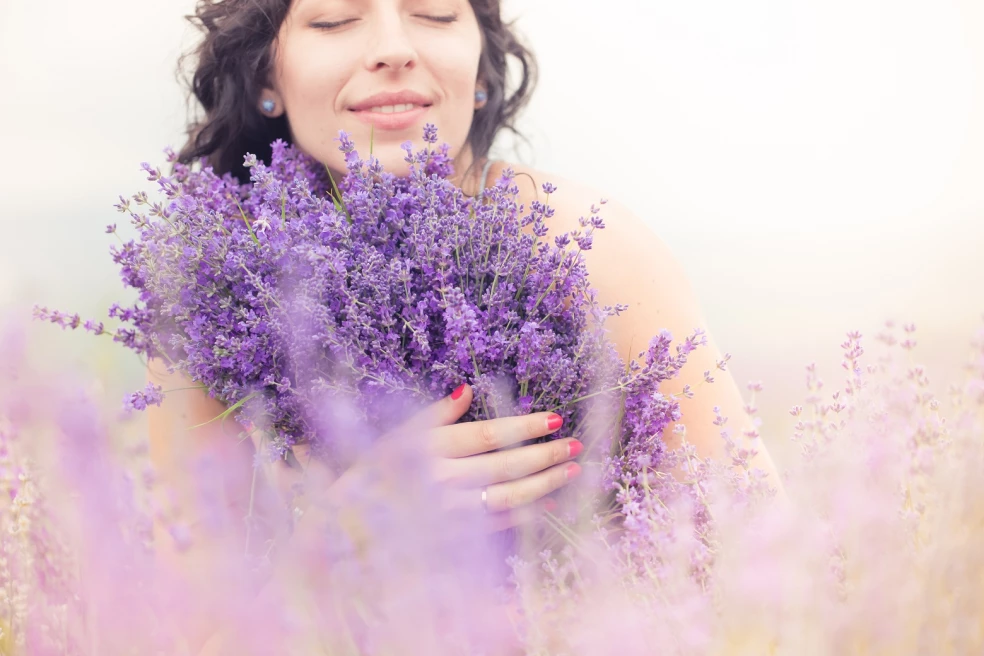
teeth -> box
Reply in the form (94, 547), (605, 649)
(366, 103), (419, 114)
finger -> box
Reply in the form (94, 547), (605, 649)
(379, 383), (474, 443)
(290, 442), (339, 507)
(436, 438), (583, 488)
(482, 497), (558, 533)
(291, 442), (312, 467)
(430, 411), (564, 459)
(483, 461), (581, 513)
(440, 495), (558, 537)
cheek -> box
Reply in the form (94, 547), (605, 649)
(423, 40), (481, 99)
(280, 40), (352, 108)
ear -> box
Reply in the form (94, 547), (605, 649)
(258, 88), (286, 118)
(475, 80), (489, 110)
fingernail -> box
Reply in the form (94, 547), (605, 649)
(568, 440), (583, 458)
(451, 384), (466, 400)
(566, 463), (582, 480)
(543, 498), (558, 512)
(546, 413), (563, 431)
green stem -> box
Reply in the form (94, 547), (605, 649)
(325, 165), (352, 224)
(188, 392), (258, 430)
(161, 385), (208, 394)
(244, 444), (260, 556)
(230, 195), (261, 246)
(541, 382), (630, 415)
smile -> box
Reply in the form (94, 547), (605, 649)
(350, 104), (432, 131)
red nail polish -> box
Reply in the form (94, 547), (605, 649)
(546, 413), (563, 431)
(451, 384), (466, 400)
(566, 463), (582, 480)
(568, 440), (583, 458)
(543, 498), (558, 512)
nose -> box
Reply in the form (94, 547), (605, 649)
(363, 13), (418, 72)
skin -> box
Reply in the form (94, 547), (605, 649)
(149, 0), (783, 650)
(260, 0), (492, 193)
(484, 161), (785, 485)
(150, 1), (569, 651)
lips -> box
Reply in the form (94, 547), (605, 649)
(350, 105), (431, 131)
(348, 90), (434, 112)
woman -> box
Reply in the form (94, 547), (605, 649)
(150, 0), (782, 651)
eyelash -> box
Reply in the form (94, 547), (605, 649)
(313, 15), (458, 30)
(425, 14), (458, 24)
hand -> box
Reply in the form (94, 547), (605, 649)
(237, 383), (580, 651)
(256, 383), (583, 538)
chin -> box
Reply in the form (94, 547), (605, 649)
(371, 151), (415, 177)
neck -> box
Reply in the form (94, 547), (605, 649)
(449, 142), (486, 198)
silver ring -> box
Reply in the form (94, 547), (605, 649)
(481, 486), (489, 514)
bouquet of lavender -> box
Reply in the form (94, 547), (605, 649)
(36, 125), (703, 506)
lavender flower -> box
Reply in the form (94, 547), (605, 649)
(44, 125), (698, 487)
(19, 258), (984, 653)
(123, 382), (165, 412)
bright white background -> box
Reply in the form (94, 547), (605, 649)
(2, 0), (982, 466)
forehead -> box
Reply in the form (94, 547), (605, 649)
(293, 0), (348, 11)
(293, 0), (465, 11)
(293, 0), (420, 10)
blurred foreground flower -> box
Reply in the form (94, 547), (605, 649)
(506, 318), (984, 654)
(5, 310), (984, 653)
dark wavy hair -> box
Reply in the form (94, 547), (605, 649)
(173, 0), (538, 190)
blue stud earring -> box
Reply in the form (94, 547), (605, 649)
(261, 99), (276, 114)
(475, 89), (488, 104)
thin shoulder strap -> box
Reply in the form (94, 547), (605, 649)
(477, 158), (498, 197)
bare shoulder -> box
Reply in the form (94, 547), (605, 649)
(490, 160), (687, 288)
(487, 160), (668, 255)
(488, 165), (783, 485)
(491, 160), (707, 364)
(486, 161), (604, 224)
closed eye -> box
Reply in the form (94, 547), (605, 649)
(420, 14), (458, 24)
(313, 15), (457, 30)
(312, 20), (357, 30)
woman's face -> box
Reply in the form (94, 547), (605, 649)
(263, 0), (485, 182)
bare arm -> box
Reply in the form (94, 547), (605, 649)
(516, 170), (782, 489)
(146, 359), (262, 653)
(583, 198), (783, 487)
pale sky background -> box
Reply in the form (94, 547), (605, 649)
(1, 0), (982, 466)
